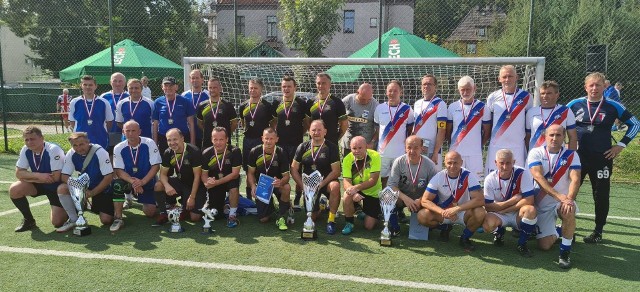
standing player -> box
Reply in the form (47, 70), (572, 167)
(248, 128), (292, 229)
(290, 120), (341, 234)
(152, 76), (196, 154)
(153, 129), (206, 225)
(239, 78), (276, 201)
(418, 151), (486, 251)
(528, 124), (581, 269)
(341, 136), (382, 235)
(183, 69), (210, 148)
(485, 65), (533, 174)
(447, 76), (491, 180)
(101, 72), (129, 153)
(116, 79), (155, 139)
(196, 78), (238, 149)
(201, 127), (242, 228)
(387, 136), (439, 234)
(413, 75), (447, 168)
(10, 126), (66, 232)
(111, 121), (161, 231)
(68, 75), (114, 149)
(374, 80), (415, 187)
(341, 82), (379, 156)
(483, 149), (537, 257)
(309, 73), (347, 146)
(525, 80), (577, 151)
(56, 132), (114, 232)
(273, 76), (309, 211)
(141, 76), (152, 99)
(567, 72), (640, 243)
(56, 88), (72, 132)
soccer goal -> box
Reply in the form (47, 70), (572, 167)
(182, 57), (545, 108)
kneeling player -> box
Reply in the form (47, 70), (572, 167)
(201, 127), (242, 228)
(417, 151), (486, 251)
(153, 128), (206, 225)
(248, 128), (292, 230)
(111, 121), (161, 231)
(483, 149), (537, 257)
(528, 124), (581, 269)
(341, 136), (382, 235)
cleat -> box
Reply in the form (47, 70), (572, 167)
(517, 244), (533, 257)
(15, 218), (37, 232)
(559, 250), (572, 269)
(356, 211), (366, 221)
(56, 220), (76, 233)
(110, 218), (124, 232)
(123, 199), (133, 209)
(583, 232), (602, 244)
(398, 211), (409, 224)
(152, 213), (168, 226)
(459, 237), (476, 251)
(342, 222), (354, 235)
(276, 217), (288, 231)
(227, 215), (239, 228)
(439, 224), (453, 242)
(326, 222), (337, 235)
(493, 232), (505, 246)
(390, 225), (401, 237)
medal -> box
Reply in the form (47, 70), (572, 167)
(498, 169), (515, 201)
(218, 173), (224, 179)
(460, 99), (475, 132)
(501, 89), (516, 121)
(586, 125), (594, 132)
(132, 167), (138, 173)
(212, 121), (217, 127)
(173, 144), (187, 178)
(586, 98), (604, 133)
(505, 114), (511, 120)
(248, 100), (259, 127)
(192, 92), (201, 110)
(249, 121), (255, 127)
(129, 142), (141, 174)
(83, 95), (95, 124)
(128, 98), (142, 119)
(263, 146), (276, 174)
(87, 119), (93, 125)
(461, 125), (467, 131)
(317, 95), (329, 118)
(209, 99), (220, 127)
(406, 156), (423, 192)
(311, 164), (317, 170)
(547, 177), (554, 183)
(544, 146), (565, 186)
(214, 145), (227, 178)
(168, 118), (174, 124)
(32, 149), (42, 171)
(285, 120), (290, 126)
(283, 99), (294, 124)
(167, 97), (177, 125)
(310, 140), (325, 171)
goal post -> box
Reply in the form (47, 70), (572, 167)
(182, 57), (545, 108)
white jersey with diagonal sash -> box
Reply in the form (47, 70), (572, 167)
(483, 166), (535, 205)
(486, 88), (532, 148)
(526, 105), (576, 149)
(413, 96), (447, 152)
(425, 168), (481, 208)
(447, 99), (491, 156)
(527, 146), (581, 211)
(374, 102), (414, 158)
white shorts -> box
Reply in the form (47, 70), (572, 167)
(535, 201), (580, 239)
(380, 156), (395, 178)
(461, 154), (483, 183)
(489, 211), (518, 228)
(426, 151), (443, 171)
(442, 210), (466, 226)
(486, 144), (526, 175)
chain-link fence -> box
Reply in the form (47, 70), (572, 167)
(1, 0), (638, 152)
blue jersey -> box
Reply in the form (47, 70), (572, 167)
(153, 95), (195, 135)
(113, 137), (162, 190)
(603, 86), (621, 103)
(567, 97), (640, 152)
(116, 97), (155, 138)
(101, 91), (130, 133)
(182, 90), (210, 140)
(16, 142), (65, 192)
(68, 96), (114, 149)
(62, 145), (113, 190)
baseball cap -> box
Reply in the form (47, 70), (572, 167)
(162, 76), (177, 85)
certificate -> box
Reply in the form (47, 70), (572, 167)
(256, 173), (275, 204)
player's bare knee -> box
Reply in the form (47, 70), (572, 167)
(537, 237), (555, 251)
(57, 184), (69, 195)
(190, 212), (202, 222)
(153, 181), (164, 192)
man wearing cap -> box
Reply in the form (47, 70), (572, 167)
(152, 76), (196, 154)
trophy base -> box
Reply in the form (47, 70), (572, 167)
(169, 224), (184, 233)
(379, 238), (392, 246)
(301, 230), (317, 240)
(73, 226), (92, 236)
(201, 227), (213, 234)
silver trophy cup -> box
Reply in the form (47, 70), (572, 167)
(301, 170), (323, 240)
(68, 173), (91, 236)
(379, 186), (399, 246)
(200, 196), (218, 234)
(167, 207), (184, 233)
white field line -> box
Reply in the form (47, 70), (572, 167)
(0, 200), (49, 217)
(576, 213), (640, 221)
(0, 245), (494, 292)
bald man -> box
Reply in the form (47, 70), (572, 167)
(341, 136), (382, 235)
(418, 151), (486, 251)
(101, 72), (130, 153)
(341, 82), (379, 157)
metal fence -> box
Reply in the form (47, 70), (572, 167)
(1, 0), (638, 150)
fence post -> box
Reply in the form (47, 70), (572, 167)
(0, 26), (7, 151)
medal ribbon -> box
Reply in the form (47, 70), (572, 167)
(192, 92), (201, 109)
(283, 99), (294, 121)
(445, 170), (461, 202)
(387, 102), (400, 123)
(209, 99), (220, 122)
(540, 105), (558, 128)
(249, 100), (259, 123)
(262, 146), (277, 173)
(83, 95), (95, 119)
(32, 146), (43, 171)
(460, 99), (476, 128)
(173, 143), (187, 173)
(214, 145), (227, 174)
(501, 89), (517, 116)
(354, 153), (368, 180)
(129, 143), (140, 169)
(544, 146), (565, 179)
(317, 95), (329, 117)
(406, 156), (422, 186)
(497, 169), (515, 201)
(128, 98), (142, 119)
(586, 99), (604, 127)
(310, 140), (326, 165)
(167, 98), (177, 119)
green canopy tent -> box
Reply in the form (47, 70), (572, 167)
(59, 39), (183, 84)
(326, 27), (459, 82)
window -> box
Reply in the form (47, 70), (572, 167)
(477, 28), (486, 37)
(467, 43), (477, 54)
(344, 10), (355, 33)
(236, 16), (245, 36)
(267, 16), (277, 38)
(370, 18), (378, 28)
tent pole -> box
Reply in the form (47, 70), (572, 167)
(377, 0), (383, 58)
(108, 0), (115, 74)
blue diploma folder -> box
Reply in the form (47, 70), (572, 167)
(256, 173), (275, 204)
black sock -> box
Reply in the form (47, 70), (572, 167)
(279, 201), (291, 216)
(245, 187), (253, 200)
(154, 191), (167, 214)
(11, 197), (33, 221)
(345, 216), (355, 224)
(294, 190), (302, 205)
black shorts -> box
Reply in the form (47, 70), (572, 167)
(242, 137), (262, 171)
(361, 193), (381, 219)
(88, 192), (114, 216)
(311, 181), (338, 211)
(33, 183), (62, 208)
(204, 187), (231, 219)
(166, 177), (207, 212)
(255, 189), (284, 219)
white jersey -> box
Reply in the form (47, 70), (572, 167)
(413, 96), (447, 152)
(16, 142), (65, 172)
(527, 146), (581, 211)
(374, 102), (414, 158)
(113, 137), (162, 170)
(447, 99), (491, 156)
(142, 86), (152, 99)
(426, 168), (481, 208)
(525, 105), (576, 149)
(483, 166), (535, 205)
(486, 88), (532, 148)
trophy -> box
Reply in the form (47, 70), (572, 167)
(200, 196), (218, 234)
(301, 170), (323, 240)
(68, 173), (91, 236)
(167, 207), (184, 233)
(379, 186), (399, 246)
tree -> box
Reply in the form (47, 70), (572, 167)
(278, 0), (344, 57)
(213, 34), (261, 57)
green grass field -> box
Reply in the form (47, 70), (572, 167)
(0, 152), (638, 291)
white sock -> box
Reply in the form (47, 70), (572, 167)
(229, 207), (237, 216)
(58, 194), (79, 222)
(561, 237), (573, 246)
